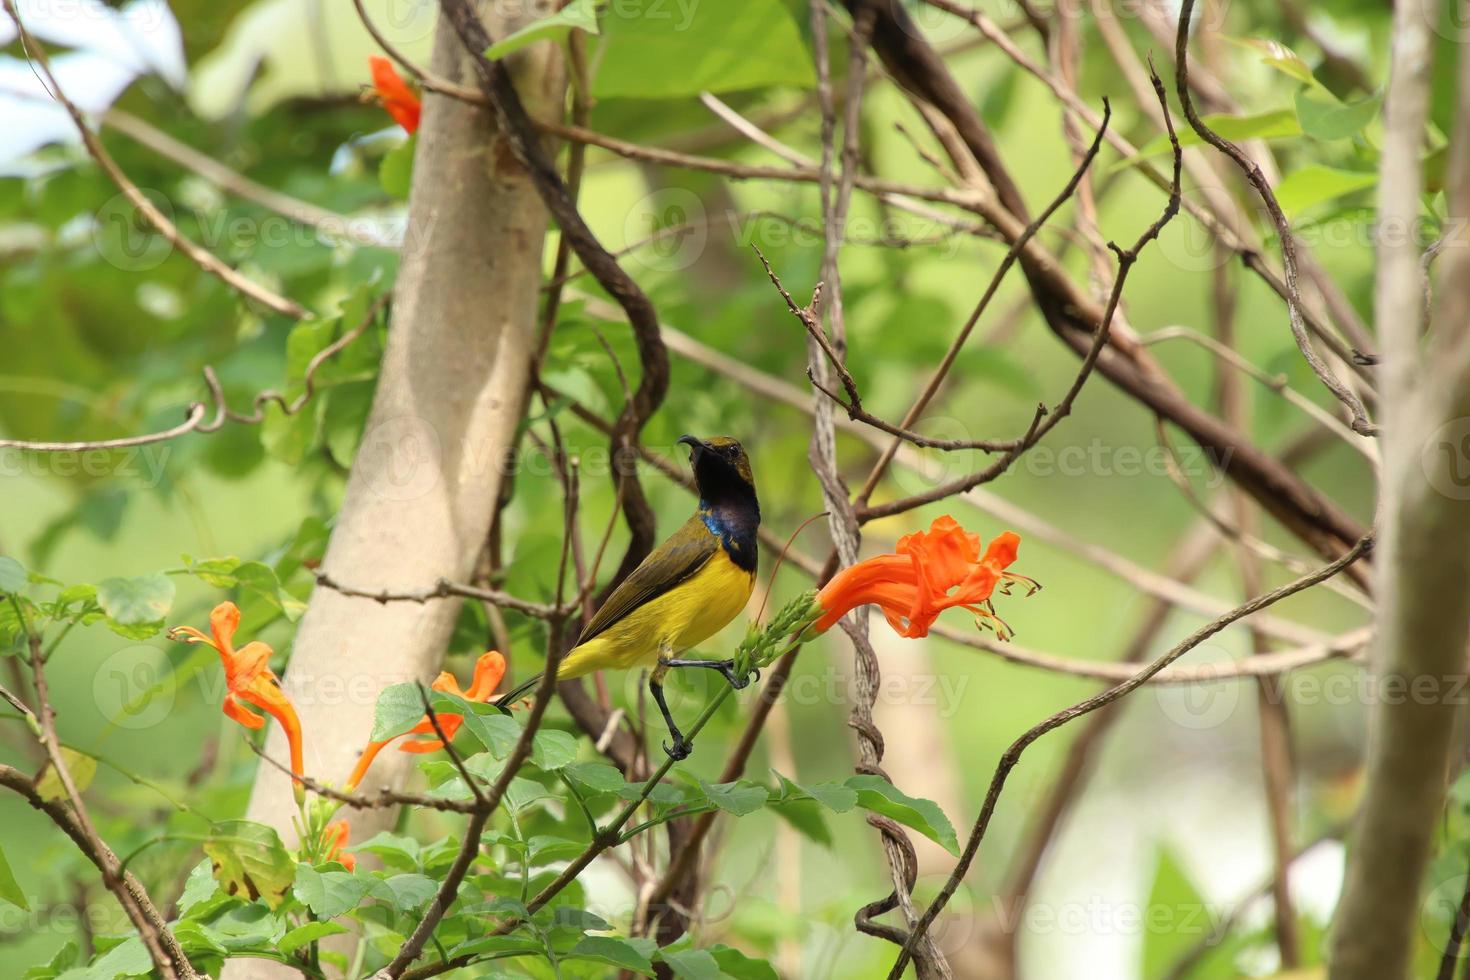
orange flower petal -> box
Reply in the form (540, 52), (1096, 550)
(814, 518), (1029, 639)
(222, 693), (265, 730)
(465, 651), (507, 701)
(369, 55), (421, 134)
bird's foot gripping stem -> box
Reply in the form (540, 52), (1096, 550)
(650, 660), (694, 761)
(662, 657), (760, 691)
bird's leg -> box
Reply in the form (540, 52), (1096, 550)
(649, 658), (692, 761)
(661, 657), (760, 690)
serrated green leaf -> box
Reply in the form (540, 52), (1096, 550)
(176, 860), (219, 917)
(293, 864), (370, 918)
(564, 761), (628, 794)
(203, 821), (295, 910)
(570, 935), (657, 974)
(698, 778), (767, 816)
(505, 776), (554, 812)
(846, 775), (959, 855)
(370, 682), (429, 741)
(370, 872), (437, 911)
(86, 936), (151, 978)
(96, 574), (174, 626)
(485, 0), (600, 60)
(531, 728), (578, 770)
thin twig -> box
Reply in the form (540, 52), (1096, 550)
(1174, 0), (1375, 436)
(312, 571), (558, 620)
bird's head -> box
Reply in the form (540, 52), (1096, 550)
(679, 435), (758, 511)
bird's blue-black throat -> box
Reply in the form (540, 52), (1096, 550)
(699, 498), (760, 572)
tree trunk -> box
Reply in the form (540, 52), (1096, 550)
(1329, 1), (1470, 975)
(223, 5), (565, 976)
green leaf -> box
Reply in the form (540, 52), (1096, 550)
(176, 860), (220, 917)
(278, 921), (348, 956)
(370, 872), (438, 911)
(352, 831), (420, 869)
(658, 947), (723, 979)
(1229, 37), (1320, 87)
(370, 683), (429, 741)
(96, 573), (174, 628)
(0, 844), (27, 910)
(846, 775), (960, 856)
(441, 697), (522, 757)
(485, 0), (600, 60)
(710, 945), (779, 980)
(773, 771), (856, 812)
(593, 0), (813, 99)
(86, 936), (151, 979)
(528, 835), (585, 863)
(698, 778), (768, 816)
(36, 748), (97, 801)
(379, 135), (416, 200)
(294, 864), (370, 918)
(1140, 846), (1210, 976)
(260, 400), (320, 466)
(563, 761), (627, 794)
(770, 799), (832, 847)
(1115, 108), (1301, 169)
(531, 728), (579, 770)
(203, 821), (296, 910)
(570, 935), (657, 975)
(198, 901), (287, 950)
(505, 776), (554, 812)
(1274, 165), (1377, 219)
(1295, 90), (1381, 141)
(0, 557), (26, 594)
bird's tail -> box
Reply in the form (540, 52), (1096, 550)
(494, 673), (544, 709)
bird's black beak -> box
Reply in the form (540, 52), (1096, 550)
(678, 434), (710, 460)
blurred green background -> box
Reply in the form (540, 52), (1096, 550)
(0, 0), (1398, 975)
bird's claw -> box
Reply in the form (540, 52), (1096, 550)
(663, 738), (693, 761)
(726, 665), (760, 691)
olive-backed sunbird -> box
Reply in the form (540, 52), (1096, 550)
(496, 435), (760, 759)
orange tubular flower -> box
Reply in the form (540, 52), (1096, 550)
(346, 651), (506, 791)
(168, 603), (305, 783)
(323, 819), (355, 871)
(368, 55), (421, 134)
(813, 516), (1037, 640)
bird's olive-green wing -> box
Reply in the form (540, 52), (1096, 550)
(575, 516), (719, 646)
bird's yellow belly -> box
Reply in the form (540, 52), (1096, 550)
(557, 554), (755, 678)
